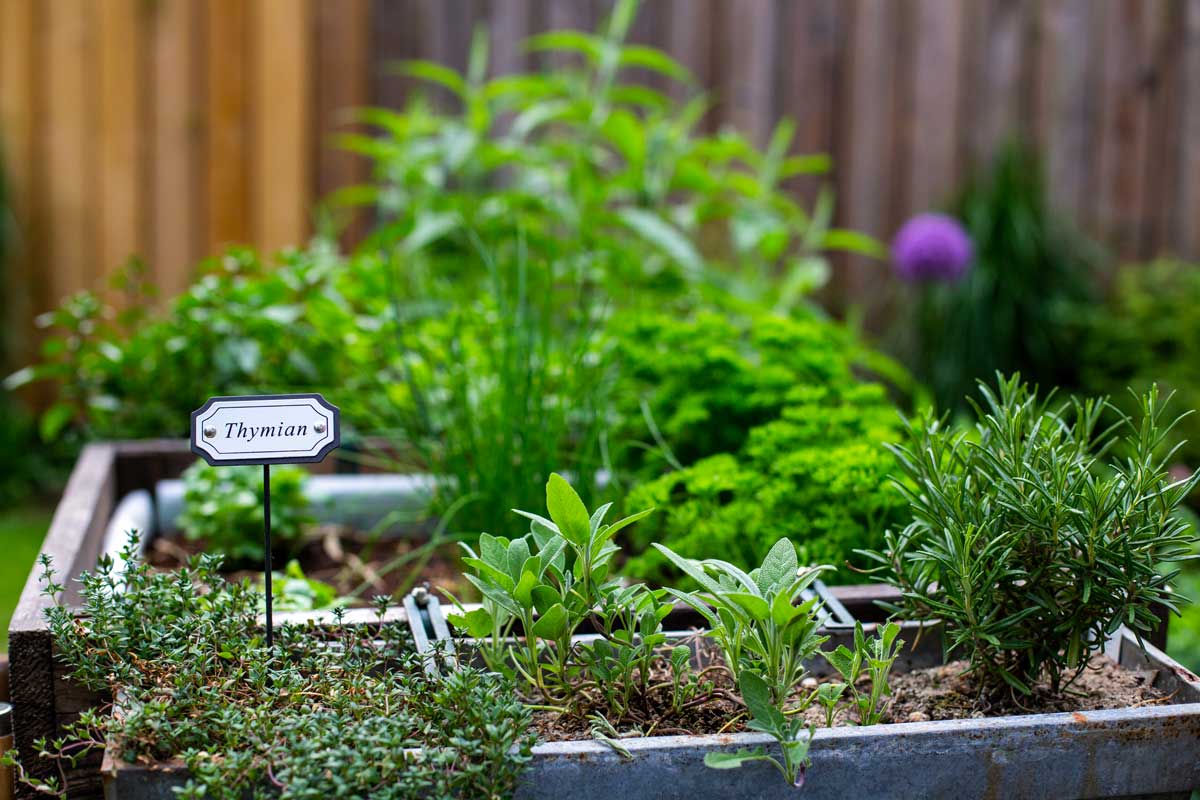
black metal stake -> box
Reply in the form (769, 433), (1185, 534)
(263, 463), (273, 650)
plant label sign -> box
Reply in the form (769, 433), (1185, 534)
(190, 393), (340, 650)
(191, 393), (340, 466)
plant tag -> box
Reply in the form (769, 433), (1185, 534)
(190, 393), (340, 466)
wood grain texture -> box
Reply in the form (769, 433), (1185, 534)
(98, 0), (145, 292)
(148, 0), (201, 299)
(0, 0), (39, 367)
(1183, 0), (1200, 256)
(44, 0), (95, 304)
(205, 0), (249, 250)
(250, 0), (314, 254)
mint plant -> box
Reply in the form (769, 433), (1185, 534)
(822, 621), (903, 725)
(704, 670), (815, 788)
(653, 538), (830, 706)
(861, 375), (1199, 697)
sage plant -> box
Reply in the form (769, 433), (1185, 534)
(861, 375), (1199, 696)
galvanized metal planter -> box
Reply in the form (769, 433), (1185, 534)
(100, 628), (1200, 800)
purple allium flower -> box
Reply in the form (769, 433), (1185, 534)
(891, 213), (973, 283)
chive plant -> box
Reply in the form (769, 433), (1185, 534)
(861, 374), (1199, 698)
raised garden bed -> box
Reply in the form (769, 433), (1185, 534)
(11, 440), (1199, 799)
(97, 625), (1199, 800)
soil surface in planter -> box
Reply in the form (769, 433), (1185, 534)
(146, 526), (471, 603)
(531, 640), (1170, 742)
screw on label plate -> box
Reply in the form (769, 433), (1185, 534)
(314, 421), (327, 434)
(203, 425), (217, 438)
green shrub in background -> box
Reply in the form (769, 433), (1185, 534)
(1078, 260), (1200, 470)
(618, 311), (908, 582)
(907, 143), (1100, 413)
(177, 461), (312, 565)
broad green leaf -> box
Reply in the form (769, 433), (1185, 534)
(546, 473), (592, 547)
(525, 31), (601, 61)
(513, 570), (538, 610)
(506, 538), (532, 582)
(755, 538), (799, 595)
(726, 592), (771, 622)
(446, 607), (492, 638)
(737, 670), (774, 723)
(651, 544), (724, 597)
(618, 45), (692, 83)
(531, 603), (569, 639)
(396, 60), (468, 98)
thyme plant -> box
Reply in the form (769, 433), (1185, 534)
(4, 537), (533, 799)
(861, 375), (1199, 697)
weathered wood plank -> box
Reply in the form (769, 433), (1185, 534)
(10, 443), (116, 799)
(148, 0), (201, 300)
(905, 0), (967, 213)
(44, 0), (95, 303)
(0, 0), (40, 368)
(250, 0), (314, 255)
(97, 0), (145, 293)
(1182, 0), (1200, 256)
(204, 0), (249, 250)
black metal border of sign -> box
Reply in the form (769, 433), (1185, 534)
(189, 393), (341, 466)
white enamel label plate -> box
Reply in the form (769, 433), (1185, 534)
(190, 394), (340, 465)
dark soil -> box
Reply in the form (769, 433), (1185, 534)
(145, 525), (472, 604)
(530, 640), (1173, 743)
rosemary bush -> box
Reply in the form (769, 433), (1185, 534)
(5, 538), (533, 799)
(862, 375), (1199, 696)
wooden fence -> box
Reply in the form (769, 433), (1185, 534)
(1, 0), (1198, 364)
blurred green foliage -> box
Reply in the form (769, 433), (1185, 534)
(910, 143), (1101, 413)
(1078, 260), (1200, 470)
(177, 460), (312, 566)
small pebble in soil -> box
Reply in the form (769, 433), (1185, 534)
(801, 677), (819, 689)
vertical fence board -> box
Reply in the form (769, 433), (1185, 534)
(205, 0), (249, 250)
(250, 0), (314, 254)
(0, 0), (39, 365)
(719, 0), (778, 146)
(44, 0), (95, 304)
(837, 0), (901, 311)
(905, 0), (967, 212)
(1183, 0), (1200, 256)
(1094, 0), (1156, 258)
(1036, 0), (1099, 220)
(148, 0), (201, 298)
(4, 0), (1200, 342)
(316, 0), (371, 244)
(98, 0), (145, 290)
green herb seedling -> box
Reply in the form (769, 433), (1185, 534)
(704, 670), (815, 788)
(822, 621), (902, 726)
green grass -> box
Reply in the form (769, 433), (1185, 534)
(1169, 559), (1200, 674)
(0, 505), (52, 654)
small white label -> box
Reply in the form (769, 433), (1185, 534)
(190, 394), (340, 465)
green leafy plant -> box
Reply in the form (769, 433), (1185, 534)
(813, 680), (847, 728)
(448, 473), (664, 716)
(822, 621), (902, 725)
(703, 670), (814, 788)
(619, 311), (908, 582)
(265, 559), (342, 612)
(176, 460), (312, 565)
(4, 539), (534, 799)
(654, 538), (829, 706)
(861, 374), (1199, 697)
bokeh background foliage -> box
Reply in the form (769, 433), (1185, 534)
(1, 0), (1200, 673)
